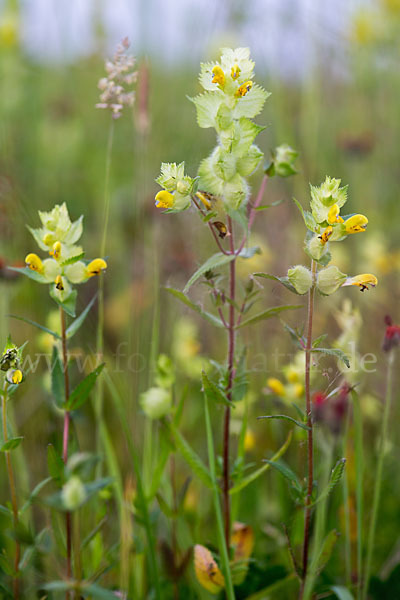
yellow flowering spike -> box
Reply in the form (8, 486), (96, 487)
(211, 65), (225, 87)
(327, 204), (344, 224)
(319, 226), (333, 244)
(195, 191), (212, 211)
(50, 241), (62, 259)
(55, 275), (64, 290)
(25, 253), (44, 273)
(231, 63), (241, 79)
(87, 259), (107, 277)
(231, 522), (254, 562)
(343, 274), (378, 292)
(155, 190), (174, 209)
(194, 545), (225, 593)
(235, 80), (253, 97)
(344, 214), (368, 234)
(12, 369), (23, 385)
(267, 377), (285, 396)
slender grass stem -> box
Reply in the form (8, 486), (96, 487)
(352, 390), (364, 599)
(299, 259), (317, 599)
(60, 307), (73, 598)
(96, 119), (115, 469)
(2, 383), (20, 599)
(204, 394), (235, 599)
(362, 351), (394, 600)
(342, 410), (352, 588)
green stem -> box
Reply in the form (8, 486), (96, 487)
(362, 351), (394, 599)
(299, 259), (317, 599)
(342, 409), (352, 588)
(2, 383), (20, 599)
(96, 119), (115, 471)
(204, 394), (235, 599)
(353, 390), (364, 599)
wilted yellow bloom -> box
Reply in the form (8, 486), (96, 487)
(25, 253), (44, 274)
(327, 204), (344, 224)
(235, 81), (253, 97)
(194, 545), (225, 593)
(87, 259), (107, 277)
(155, 190), (174, 209)
(211, 65), (225, 87)
(342, 274), (378, 291)
(196, 191), (212, 210)
(267, 377), (285, 396)
(345, 214), (368, 234)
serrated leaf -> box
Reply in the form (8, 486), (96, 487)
(65, 363), (105, 410)
(0, 437), (23, 452)
(263, 459), (302, 493)
(257, 414), (310, 431)
(183, 253), (235, 293)
(167, 422), (212, 489)
(202, 371), (231, 407)
(311, 458), (346, 507)
(230, 430), (292, 495)
(312, 334), (328, 348)
(236, 304), (301, 328)
(164, 287), (224, 328)
(254, 272), (300, 295)
(59, 252), (85, 267)
(8, 314), (61, 340)
(189, 92), (224, 128)
(292, 198), (318, 232)
(232, 84), (270, 119)
(311, 347), (350, 368)
(66, 294), (97, 339)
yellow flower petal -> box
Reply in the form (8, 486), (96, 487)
(231, 63), (240, 80)
(343, 273), (378, 291)
(194, 545), (225, 594)
(327, 204), (344, 224)
(319, 226), (333, 244)
(87, 258), (107, 277)
(12, 369), (22, 384)
(267, 377), (285, 397)
(50, 241), (62, 259)
(235, 80), (253, 97)
(25, 253), (44, 273)
(344, 214), (368, 234)
(155, 190), (174, 209)
(211, 65), (225, 87)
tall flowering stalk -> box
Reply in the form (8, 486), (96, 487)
(155, 47), (298, 595)
(12, 203), (107, 594)
(257, 176), (377, 599)
(0, 338), (24, 599)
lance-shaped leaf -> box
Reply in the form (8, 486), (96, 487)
(50, 288), (77, 318)
(65, 363), (105, 411)
(66, 294), (97, 339)
(254, 272), (300, 295)
(309, 529), (339, 578)
(258, 414), (310, 431)
(330, 586), (355, 600)
(263, 459), (302, 494)
(167, 422), (212, 489)
(236, 304), (301, 328)
(8, 314), (61, 340)
(164, 287), (224, 328)
(311, 347), (350, 368)
(311, 458), (346, 507)
(183, 252), (236, 294)
(0, 437), (24, 452)
(202, 371), (231, 407)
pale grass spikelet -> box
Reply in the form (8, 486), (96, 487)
(96, 37), (137, 119)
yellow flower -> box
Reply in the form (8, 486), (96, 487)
(343, 274), (378, 292)
(55, 275), (64, 290)
(87, 259), (107, 277)
(194, 545), (225, 593)
(244, 430), (255, 452)
(195, 191), (212, 211)
(327, 204), (344, 224)
(293, 383), (304, 398)
(50, 241), (62, 259)
(25, 253), (44, 273)
(155, 190), (174, 209)
(11, 369), (22, 385)
(344, 214), (368, 234)
(211, 65), (225, 87)
(319, 226), (333, 244)
(235, 80), (253, 97)
(267, 377), (285, 396)
(231, 63), (240, 79)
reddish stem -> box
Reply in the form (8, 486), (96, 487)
(60, 307), (73, 596)
(299, 260), (317, 598)
(236, 175), (268, 256)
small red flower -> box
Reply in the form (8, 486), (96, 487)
(383, 315), (400, 352)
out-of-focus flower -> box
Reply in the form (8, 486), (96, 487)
(140, 387), (171, 419)
(172, 317), (204, 378)
(96, 37), (137, 119)
(382, 315), (400, 352)
(62, 476), (87, 510)
(194, 545), (225, 594)
(155, 162), (195, 212)
(265, 353), (306, 403)
(0, 12), (18, 48)
(313, 384), (350, 434)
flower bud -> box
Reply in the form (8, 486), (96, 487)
(317, 266), (347, 295)
(62, 476), (87, 510)
(287, 265), (313, 295)
(140, 387), (171, 419)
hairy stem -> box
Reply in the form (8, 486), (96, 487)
(223, 216), (236, 552)
(299, 259), (317, 598)
(362, 350), (394, 600)
(60, 307), (73, 596)
(2, 383), (20, 599)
